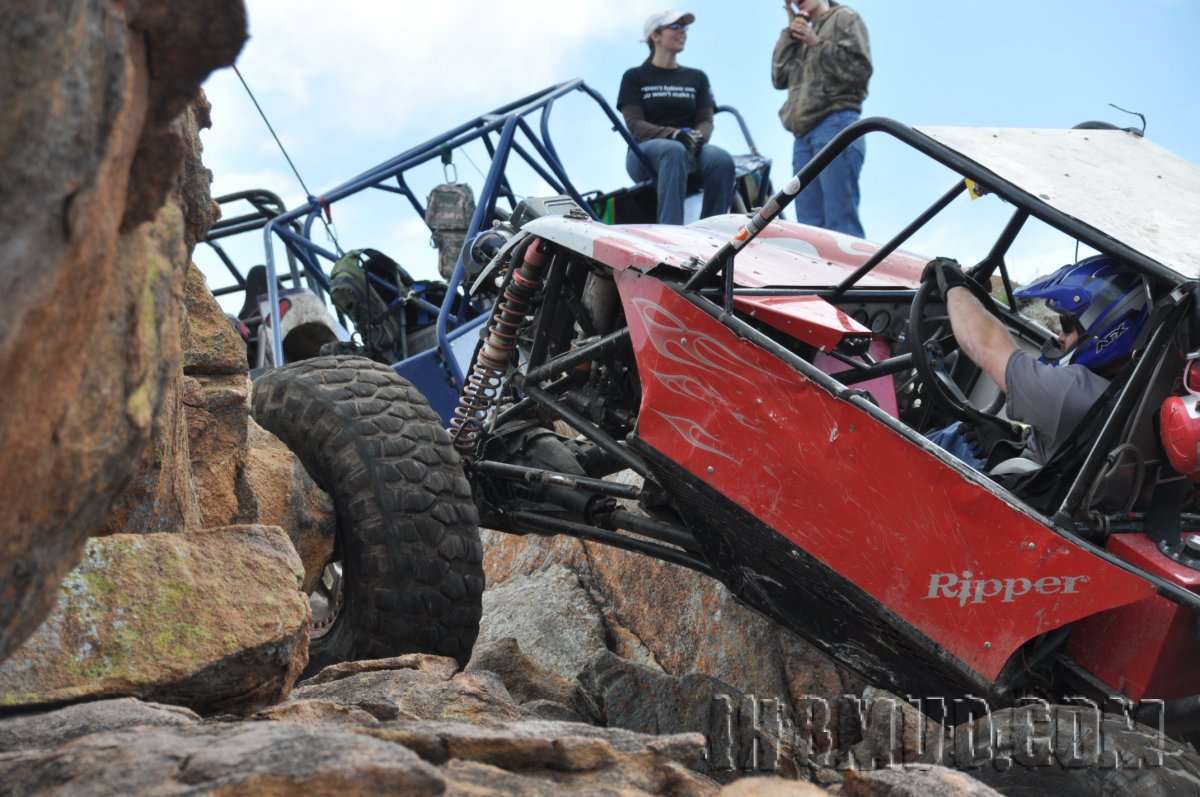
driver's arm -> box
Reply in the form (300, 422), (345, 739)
(946, 285), (1018, 392)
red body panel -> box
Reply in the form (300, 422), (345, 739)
(813, 341), (900, 420)
(731, 294), (871, 353)
(568, 216), (927, 289)
(618, 271), (1157, 681)
(1066, 534), (1200, 700)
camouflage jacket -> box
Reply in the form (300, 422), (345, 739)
(771, 3), (872, 137)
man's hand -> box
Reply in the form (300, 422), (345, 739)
(672, 128), (705, 154)
(921, 257), (975, 298)
(788, 14), (818, 45)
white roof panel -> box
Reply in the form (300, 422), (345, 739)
(914, 126), (1200, 280)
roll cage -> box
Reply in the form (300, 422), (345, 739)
(250, 79), (768, 387)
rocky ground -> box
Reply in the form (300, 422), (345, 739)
(0, 650), (997, 797)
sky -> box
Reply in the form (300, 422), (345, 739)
(196, 0), (1200, 309)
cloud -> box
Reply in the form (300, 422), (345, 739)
(222, 2), (661, 135)
(200, 1), (665, 218)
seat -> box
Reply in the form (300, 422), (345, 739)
(238, 264), (269, 323)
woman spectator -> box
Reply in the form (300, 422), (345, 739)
(617, 10), (735, 225)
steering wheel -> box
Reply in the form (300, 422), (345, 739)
(907, 277), (1015, 431)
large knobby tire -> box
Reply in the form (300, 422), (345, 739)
(252, 355), (483, 676)
(941, 704), (1200, 796)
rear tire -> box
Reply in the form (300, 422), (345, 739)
(252, 355), (483, 677)
(940, 704), (1200, 796)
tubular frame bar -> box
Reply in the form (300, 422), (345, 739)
(470, 459), (644, 500)
(508, 511), (714, 577)
(258, 81), (642, 369)
(685, 117), (1189, 301)
(521, 385), (651, 480)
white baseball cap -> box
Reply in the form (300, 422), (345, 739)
(643, 10), (695, 40)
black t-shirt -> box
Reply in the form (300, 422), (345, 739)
(616, 63), (715, 129)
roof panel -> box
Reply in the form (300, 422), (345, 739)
(915, 127), (1200, 280)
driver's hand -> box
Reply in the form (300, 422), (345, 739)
(921, 257), (974, 298)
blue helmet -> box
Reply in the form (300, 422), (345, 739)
(1014, 255), (1150, 371)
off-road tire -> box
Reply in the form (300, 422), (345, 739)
(939, 704), (1200, 796)
(252, 355), (483, 676)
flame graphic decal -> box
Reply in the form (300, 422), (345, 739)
(656, 373), (762, 432)
(652, 411), (741, 464)
(633, 298), (781, 456)
(632, 298), (785, 384)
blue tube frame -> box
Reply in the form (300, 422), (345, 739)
(258, 79), (762, 386)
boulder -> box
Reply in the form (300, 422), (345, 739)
(243, 419), (336, 594)
(844, 687), (948, 769)
(579, 649), (808, 779)
(837, 766), (1003, 796)
(365, 719), (717, 796)
(476, 563), (608, 680)
(304, 654), (460, 685)
(0, 721), (445, 796)
(253, 699), (380, 728)
(0, 709), (719, 797)
(0, 0), (246, 662)
(0, 525), (307, 715)
(483, 531), (862, 735)
(182, 262), (249, 377)
(0, 697), (198, 753)
(718, 779), (828, 796)
(466, 636), (596, 722)
(437, 759), (714, 797)
(181, 371), (255, 528)
(180, 261), (256, 530)
(291, 655), (521, 724)
(99, 364), (204, 536)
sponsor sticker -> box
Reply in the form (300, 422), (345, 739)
(925, 570), (1090, 606)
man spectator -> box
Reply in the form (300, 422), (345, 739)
(772, 0), (872, 237)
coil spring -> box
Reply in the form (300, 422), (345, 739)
(450, 239), (549, 455)
(450, 363), (504, 454)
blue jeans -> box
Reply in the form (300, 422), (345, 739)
(791, 110), (865, 238)
(627, 138), (735, 225)
(927, 421), (986, 470)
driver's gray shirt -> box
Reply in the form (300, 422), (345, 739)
(1005, 351), (1110, 465)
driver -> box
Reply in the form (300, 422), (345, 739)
(923, 255), (1150, 470)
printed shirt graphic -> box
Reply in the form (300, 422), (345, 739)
(617, 64), (715, 131)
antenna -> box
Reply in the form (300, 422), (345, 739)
(1107, 103), (1147, 137)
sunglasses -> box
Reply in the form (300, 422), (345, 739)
(657, 22), (689, 31)
(1059, 312), (1087, 337)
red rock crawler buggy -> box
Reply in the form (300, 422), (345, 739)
(257, 119), (1200, 794)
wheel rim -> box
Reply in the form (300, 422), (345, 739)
(309, 560), (344, 639)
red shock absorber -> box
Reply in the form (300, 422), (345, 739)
(450, 238), (550, 455)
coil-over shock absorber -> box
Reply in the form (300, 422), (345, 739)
(450, 237), (550, 456)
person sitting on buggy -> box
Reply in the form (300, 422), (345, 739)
(617, 10), (735, 225)
(924, 255), (1151, 471)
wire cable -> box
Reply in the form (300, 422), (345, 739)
(231, 64), (342, 255)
